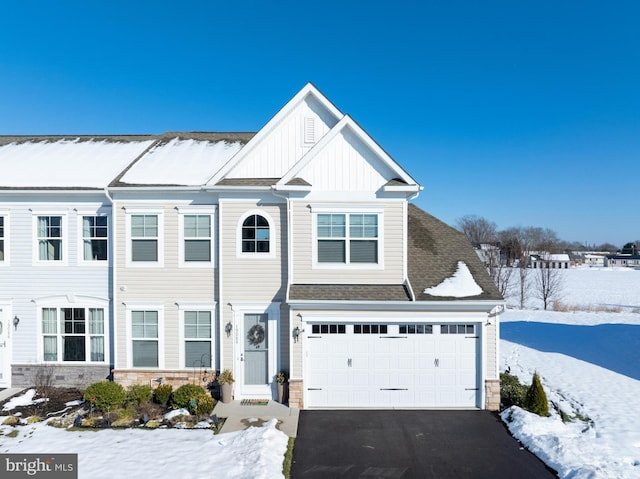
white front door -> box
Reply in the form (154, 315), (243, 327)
(233, 304), (279, 399)
(0, 307), (10, 388)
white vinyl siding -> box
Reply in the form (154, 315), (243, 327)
(115, 202), (215, 370)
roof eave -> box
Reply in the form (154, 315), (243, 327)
(287, 299), (505, 312)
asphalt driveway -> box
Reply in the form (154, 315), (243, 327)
(291, 410), (557, 479)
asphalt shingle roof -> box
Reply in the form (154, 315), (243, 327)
(407, 204), (503, 301)
(289, 284), (411, 301)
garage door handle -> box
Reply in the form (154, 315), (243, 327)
(381, 336), (407, 339)
(434, 358), (439, 367)
(308, 388), (323, 391)
(380, 388), (408, 391)
(465, 388), (479, 391)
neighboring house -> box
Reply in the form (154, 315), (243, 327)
(0, 135), (156, 388)
(531, 253), (570, 269)
(604, 255), (640, 268)
(473, 243), (501, 268)
(583, 253), (606, 266)
(0, 84), (505, 410)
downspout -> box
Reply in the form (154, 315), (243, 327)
(272, 187), (294, 378)
(104, 187), (116, 376)
(404, 189), (422, 301)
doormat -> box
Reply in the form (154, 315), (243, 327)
(240, 399), (269, 406)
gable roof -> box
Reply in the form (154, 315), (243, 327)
(275, 114), (420, 192)
(407, 204), (503, 302)
(206, 83), (343, 186)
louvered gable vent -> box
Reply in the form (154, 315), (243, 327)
(303, 117), (315, 144)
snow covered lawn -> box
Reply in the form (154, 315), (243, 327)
(501, 267), (640, 479)
(0, 410), (288, 479)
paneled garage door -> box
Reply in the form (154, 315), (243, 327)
(305, 322), (480, 408)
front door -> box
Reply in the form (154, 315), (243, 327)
(236, 311), (278, 399)
(0, 307), (10, 388)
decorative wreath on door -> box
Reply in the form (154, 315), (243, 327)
(247, 324), (265, 347)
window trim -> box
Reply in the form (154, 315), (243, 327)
(124, 207), (164, 267)
(176, 206), (216, 268)
(76, 208), (110, 266)
(35, 298), (109, 364)
(236, 210), (276, 259)
(125, 303), (164, 369)
(31, 210), (68, 266)
(0, 210), (8, 266)
(177, 302), (216, 370)
(310, 205), (384, 270)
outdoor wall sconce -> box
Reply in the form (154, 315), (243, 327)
(225, 321), (233, 338)
(13, 316), (19, 330)
(292, 326), (303, 343)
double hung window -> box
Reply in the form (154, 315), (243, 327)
(82, 216), (108, 261)
(131, 311), (159, 367)
(37, 215), (63, 261)
(317, 213), (378, 264)
(184, 215), (211, 262)
(184, 311), (212, 368)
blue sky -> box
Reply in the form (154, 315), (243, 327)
(1, 1), (638, 246)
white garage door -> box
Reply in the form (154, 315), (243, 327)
(305, 322), (480, 409)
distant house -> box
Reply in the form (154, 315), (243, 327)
(530, 253), (570, 269)
(604, 255), (640, 268)
(583, 254), (606, 266)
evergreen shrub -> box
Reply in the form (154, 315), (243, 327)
(171, 384), (208, 410)
(153, 384), (173, 406)
(83, 381), (127, 412)
(524, 372), (549, 417)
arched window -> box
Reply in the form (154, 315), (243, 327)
(241, 215), (270, 253)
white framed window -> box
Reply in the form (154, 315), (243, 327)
(31, 211), (67, 265)
(125, 207), (164, 267)
(0, 213), (7, 265)
(177, 206), (215, 267)
(184, 311), (213, 368)
(311, 205), (383, 269)
(126, 303), (164, 368)
(236, 210), (275, 258)
(40, 306), (106, 363)
(82, 215), (108, 261)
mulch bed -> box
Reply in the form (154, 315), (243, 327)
(0, 387), (84, 418)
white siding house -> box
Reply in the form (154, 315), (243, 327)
(0, 85), (505, 411)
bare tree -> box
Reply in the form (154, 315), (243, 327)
(488, 259), (513, 298)
(534, 257), (564, 310)
(456, 215), (497, 245)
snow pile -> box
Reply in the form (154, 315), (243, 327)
(120, 138), (244, 185)
(0, 415), (288, 479)
(424, 261), (483, 297)
(2, 389), (46, 411)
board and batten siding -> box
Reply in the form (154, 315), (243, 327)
(218, 200), (288, 371)
(114, 202), (216, 370)
(290, 200), (405, 284)
(0, 198), (111, 365)
(226, 96), (338, 179)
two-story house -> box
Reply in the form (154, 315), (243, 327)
(0, 84), (504, 410)
(0, 135), (155, 388)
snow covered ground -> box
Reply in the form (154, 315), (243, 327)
(0, 406), (288, 479)
(1, 266), (639, 478)
(501, 266), (640, 479)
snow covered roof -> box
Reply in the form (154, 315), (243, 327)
(115, 133), (253, 186)
(0, 136), (155, 189)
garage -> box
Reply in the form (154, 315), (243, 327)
(304, 322), (480, 409)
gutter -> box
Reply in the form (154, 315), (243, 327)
(287, 299), (506, 312)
